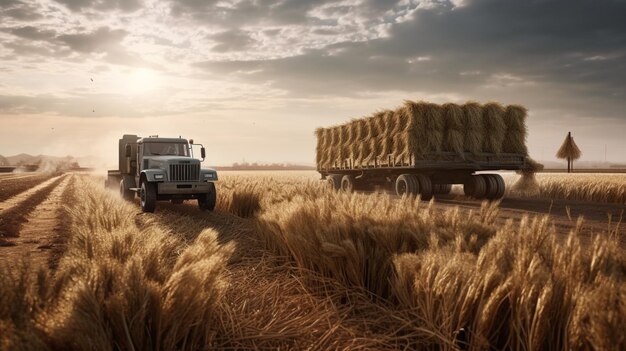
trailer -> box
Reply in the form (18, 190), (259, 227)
(316, 101), (530, 200)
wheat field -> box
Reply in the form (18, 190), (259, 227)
(1, 171), (625, 350)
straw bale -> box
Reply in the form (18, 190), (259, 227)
(422, 102), (444, 154)
(315, 128), (324, 168)
(502, 105), (528, 154)
(380, 110), (394, 160)
(503, 105), (527, 132)
(482, 102), (506, 154)
(328, 127), (340, 168)
(339, 124), (350, 161)
(403, 101), (426, 158)
(462, 102), (484, 154)
(356, 120), (373, 167)
(442, 103), (465, 157)
(364, 117), (380, 165)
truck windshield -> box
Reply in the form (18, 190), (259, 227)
(144, 142), (189, 156)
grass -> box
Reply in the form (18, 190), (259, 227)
(1, 171), (624, 350)
(507, 173), (626, 204)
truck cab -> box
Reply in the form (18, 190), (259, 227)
(106, 134), (218, 213)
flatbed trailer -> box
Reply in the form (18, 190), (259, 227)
(319, 151), (526, 200)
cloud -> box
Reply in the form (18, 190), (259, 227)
(209, 29), (255, 52)
(52, 0), (143, 13)
(57, 27), (128, 53)
(1, 26), (57, 41)
(0, 0), (44, 21)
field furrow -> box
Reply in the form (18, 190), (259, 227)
(0, 174), (67, 238)
(0, 175), (73, 271)
(0, 172), (59, 202)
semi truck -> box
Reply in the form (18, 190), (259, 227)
(316, 101), (530, 200)
(105, 134), (218, 213)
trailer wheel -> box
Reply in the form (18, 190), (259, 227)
(120, 179), (134, 201)
(464, 175), (487, 199)
(483, 174), (505, 200)
(341, 175), (355, 193)
(327, 174), (342, 191)
(415, 174), (433, 201)
(198, 182), (216, 211)
(434, 184), (452, 195)
(140, 182), (157, 213)
(395, 174), (418, 197)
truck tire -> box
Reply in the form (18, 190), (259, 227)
(434, 184), (452, 195)
(120, 179), (135, 201)
(327, 174), (342, 191)
(464, 175), (487, 199)
(140, 182), (157, 213)
(341, 175), (355, 193)
(395, 174), (418, 197)
(198, 182), (216, 211)
(483, 174), (505, 200)
(415, 174), (433, 201)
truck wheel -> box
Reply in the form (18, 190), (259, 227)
(198, 182), (216, 211)
(341, 175), (355, 193)
(483, 174), (505, 200)
(327, 174), (342, 191)
(464, 175), (487, 199)
(120, 179), (135, 201)
(395, 174), (418, 197)
(434, 184), (452, 195)
(415, 174), (433, 201)
(140, 182), (157, 213)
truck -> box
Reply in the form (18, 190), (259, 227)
(316, 101), (530, 200)
(105, 134), (218, 213)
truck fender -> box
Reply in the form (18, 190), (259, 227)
(141, 169), (167, 182)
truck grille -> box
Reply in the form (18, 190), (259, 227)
(170, 164), (200, 182)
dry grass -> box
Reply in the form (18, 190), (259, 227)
(533, 174), (626, 204)
(2, 171), (624, 350)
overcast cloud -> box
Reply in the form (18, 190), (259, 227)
(0, 0), (625, 165)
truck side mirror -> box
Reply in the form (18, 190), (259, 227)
(200, 147), (206, 160)
(125, 144), (131, 157)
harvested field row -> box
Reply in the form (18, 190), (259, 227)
(316, 101), (528, 169)
(0, 175), (68, 239)
(0, 175), (73, 272)
(0, 172), (58, 202)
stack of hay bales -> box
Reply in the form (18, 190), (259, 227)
(316, 100), (532, 170)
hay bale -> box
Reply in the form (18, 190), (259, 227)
(380, 110), (394, 162)
(422, 102), (444, 154)
(442, 103), (465, 157)
(462, 102), (484, 154)
(390, 107), (409, 160)
(315, 128), (324, 168)
(403, 101), (427, 158)
(356, 120), (372, 167)
(365, 116), (381, 164)
(339, 124), (350, 162)
(328, 126), (340, 168)
(482, 102), (506, 154)
(502, 105), (528, 154)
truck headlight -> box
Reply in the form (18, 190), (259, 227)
(204, 173), (214, 179)
(154, 174), (164, 180)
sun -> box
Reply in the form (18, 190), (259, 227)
(127, 68), (161, 94)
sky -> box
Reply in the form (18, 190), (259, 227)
(0, 0), (625, 167)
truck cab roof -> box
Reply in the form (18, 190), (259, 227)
(138, 137), (188, 144)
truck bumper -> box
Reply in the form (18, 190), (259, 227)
(157, 182), (211, 195)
